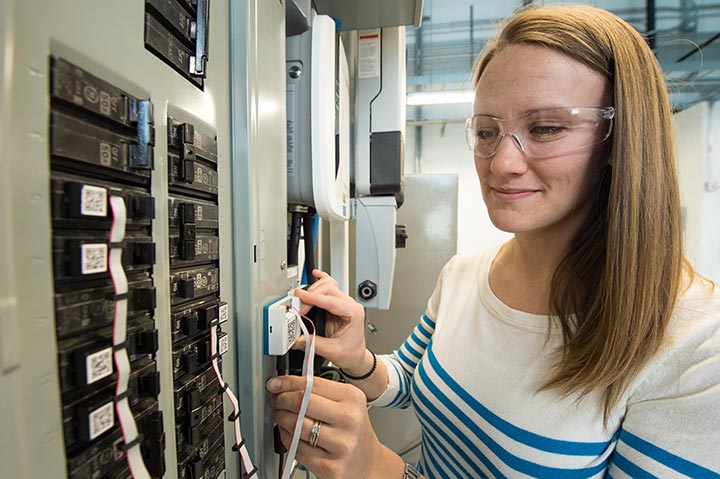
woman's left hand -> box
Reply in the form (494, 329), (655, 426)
(267, 375), (401, 479)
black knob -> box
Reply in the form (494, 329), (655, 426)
(358, 280), (377, 300)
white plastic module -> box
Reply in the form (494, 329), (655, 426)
(354, 26), (406, 197)
(286, 14), (350, 221)
(263, 295), (302, 355)
(353, 196), (400, 310)
(312, 15), (350, 221)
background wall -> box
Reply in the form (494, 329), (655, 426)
(404, 123), (512, 255)
(675, 101), (720, 283)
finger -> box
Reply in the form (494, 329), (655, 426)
(292, 334), (306, 350)
(294, 280), (355, 318)
(267, 375), (358, 404)
(311, 269), (333, 282)
(290, 335), (351, 366)
(272, 410), (338, 452)
(298, 273), (347, 298)
(277, 425), (334, 471)
(304, 273), (336, 292)
(294, 284), (339, 316)
(294, 290), (360, 320)
(271, 388), (350, 425)
(295, 281), (350, 305)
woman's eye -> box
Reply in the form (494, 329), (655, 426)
(476, 129), (498, 141)
(530, 125), (564, 137)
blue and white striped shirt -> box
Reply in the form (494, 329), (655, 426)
(371, 246), (720, 478)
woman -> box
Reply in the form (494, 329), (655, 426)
(268, 5), (720, 478)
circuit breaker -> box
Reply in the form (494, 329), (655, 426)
(144, 0), (210, 88)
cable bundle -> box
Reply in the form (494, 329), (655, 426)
(109, 195), (151, 479)
(280, 308), (317, 479)
(208, 306), (257, 477)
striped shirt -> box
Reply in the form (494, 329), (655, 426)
(370, 245), (720, 478)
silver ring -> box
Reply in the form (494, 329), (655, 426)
(309, 419), (323, 448)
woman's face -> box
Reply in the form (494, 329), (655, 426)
(473, 44), (610, 240)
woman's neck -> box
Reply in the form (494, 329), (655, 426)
(489, 233), (572, 315)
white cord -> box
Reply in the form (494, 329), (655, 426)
(109, 195), (151, 479)
(209, 306), (257, 477)
(281, 310), (316, 479)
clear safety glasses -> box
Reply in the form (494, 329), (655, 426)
(465, 106), (615, 159)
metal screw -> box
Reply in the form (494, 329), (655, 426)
(289, 65), (302, 79)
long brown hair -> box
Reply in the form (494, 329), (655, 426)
(474, 5), (686, 420)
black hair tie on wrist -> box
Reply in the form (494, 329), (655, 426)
(340, 349), (377, 381)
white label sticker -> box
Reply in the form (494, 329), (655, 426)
(286, 312), (298, 347)
(286, 83), (297, 177)
(218, 303), (229, 324)
(218, 334), (229, 356)
(86, 347), (113, 384)
(81, 243), (108, 274)
(99, 91), (112, 116)
(80, 185), (107, 216)
(358, 29), (381, 79)
(89, 401), (114, 440)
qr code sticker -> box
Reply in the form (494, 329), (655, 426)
(81, 243), (108, 274)
(218, 303), (229, 324)
(218, 334), (229, 356)
(85, 347), (113, 384)
(89, 401), (114, 440)
(80, 184), (107, 217)
(287, 315), (298, 346)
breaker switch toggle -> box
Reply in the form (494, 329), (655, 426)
(182, 313), (199, 336)
(178, 278), (195, 299)
(132, 195), (155, 220)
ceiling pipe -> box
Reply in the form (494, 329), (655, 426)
(647, 0), (657, 50)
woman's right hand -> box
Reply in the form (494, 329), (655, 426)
(292, 269), (369, 372)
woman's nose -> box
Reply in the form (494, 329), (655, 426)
(489, 133), (529, 175)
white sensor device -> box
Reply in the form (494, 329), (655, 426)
(264, 295), (302, 355)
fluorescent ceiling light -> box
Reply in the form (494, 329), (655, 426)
(406, 90), (474, 106)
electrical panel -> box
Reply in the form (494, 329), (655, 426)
(3, 0), (289, 478)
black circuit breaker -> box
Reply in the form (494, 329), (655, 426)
(144, 0), (210, 89)
(167, 116), (228, 478)
(49, 56), (165, 479)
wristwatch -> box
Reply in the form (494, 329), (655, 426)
(404, 462), (421, 479)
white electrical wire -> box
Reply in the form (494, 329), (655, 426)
(209, 312), (257, 477)
(281, 310), (316, 479)
(109, 195), (151, 479)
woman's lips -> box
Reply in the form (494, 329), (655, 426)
(491, 187), (539, 200)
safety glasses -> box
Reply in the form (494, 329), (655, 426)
(465, 107), (615, 159)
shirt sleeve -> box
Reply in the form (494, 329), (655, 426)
(369, 313), (437, 409)
(368, 256), (456, 409)
(607, 303), (720, 478)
